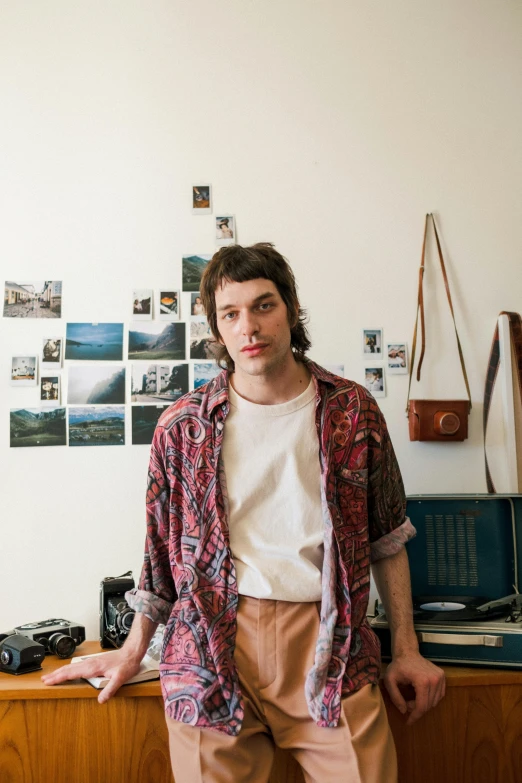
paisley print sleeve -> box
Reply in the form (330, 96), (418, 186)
(367, 407), (416, 561)
(133, 425), (177, 623)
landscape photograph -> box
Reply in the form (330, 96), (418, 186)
(68, 366), (126, 405)
(128, 322), (186, 360)
(65, 323), (124, 361)
(10, 408), (67, 448)
(190, 320), (218, 360)
(131, 363), (188, 403)
(68, 406), (125, 446)
(194, 362), (221, 389)
(131, 405), (169, 445)
(182, 254), (211, 292)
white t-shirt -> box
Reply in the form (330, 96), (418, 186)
(222, 378), (324, 601)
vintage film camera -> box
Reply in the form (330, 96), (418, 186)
(13, 619), (86, 659)
(0, 632), (46, 675)
(100, 571), (136, 649)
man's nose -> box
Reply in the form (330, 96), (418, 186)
(241, 310), (260, 336)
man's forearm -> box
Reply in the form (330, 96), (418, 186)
(371, 547), (418, 657)
(120, 612), (158, 663)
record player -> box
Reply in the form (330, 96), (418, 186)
(370, 494), (522, 668)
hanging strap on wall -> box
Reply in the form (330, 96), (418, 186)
(406, 213), (472, 412)
(483, 311), (522, 493)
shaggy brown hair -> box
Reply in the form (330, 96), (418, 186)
(200, 243), (311, 370)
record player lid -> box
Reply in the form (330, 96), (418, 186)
(405, 496), (518, 603)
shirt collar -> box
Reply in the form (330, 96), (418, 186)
(204, 358), (336, 418)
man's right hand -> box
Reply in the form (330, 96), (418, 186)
(41, 649), (143, 704)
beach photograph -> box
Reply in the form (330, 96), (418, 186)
(65, 323), (124, 361)
(68, 366), (126, 405)
(131, 363), (188, 403)
(68, 406), (125, 446)
(182, 254), (212, 292)
(131, 405), (169, 445)
(4, 281), (62, 318)
(128, 322), (186, 360)
(10, 408), (67, 447)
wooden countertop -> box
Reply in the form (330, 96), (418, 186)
(2, 640), (522, 701)
(0, 641), (161, 701)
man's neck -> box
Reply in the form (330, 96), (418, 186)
(230, 357), (311, 405)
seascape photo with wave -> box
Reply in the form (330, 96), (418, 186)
(67, 365), (126, 405)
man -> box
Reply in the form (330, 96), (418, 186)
(43, 243), (445, 782)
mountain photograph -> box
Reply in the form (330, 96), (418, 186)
(68, 406), (125, 446)
(128, 322), (186, 360)
(10, 408), (67, 447)
(182, 254), (211, 292)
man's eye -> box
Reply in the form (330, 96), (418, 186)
(224, 312), (236, 320)
(259, 303), (272, 311)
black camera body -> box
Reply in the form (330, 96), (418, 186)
(14, 619), (85, 659)
(100, 572), (135, 649)
(0, 633), (46, 675)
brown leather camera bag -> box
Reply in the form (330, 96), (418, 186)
(407, 213), (472, 441)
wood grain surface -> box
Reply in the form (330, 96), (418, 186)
(1, 643), (521, 782)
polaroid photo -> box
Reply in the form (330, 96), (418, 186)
(10, 408), (67, 448)
(158, 290), (180, 321)
(362, 328), (383, 357)
(182, 254), (212, 292)
(128, 322), (186, 361)
(192, 184), (212, 214)
(131, 405), (170, 445)
(40, 375), (61, 406)
(132, 289), (153, 320)
(68, 406), (125, 447)
(41, 337), (62, 369)
(193, 362), (221, 390)
(364, 366), (386, 398)
(4, 281), (62, 318)
(215, 215), (235, 246)
(131, 363), (189, 403)
(11, 356), (37, 386)
(386, 343), (409, 374)
(65, 323), (124, 361)
(190, 321), (218, 361)
(190, 293), (206, 319)
(323, 363), (345, 378)
(68, 365), (126, 405)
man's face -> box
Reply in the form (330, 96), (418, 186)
(214, 278), (293, 378)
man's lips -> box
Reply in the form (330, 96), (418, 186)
(241, 343), (269, 355)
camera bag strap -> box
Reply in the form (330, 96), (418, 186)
(406, 212), (472, 413)
(483, 311), (522, 493)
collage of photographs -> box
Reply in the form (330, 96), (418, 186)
(362, 328), (409, 398)
(5, 189), (409, 449)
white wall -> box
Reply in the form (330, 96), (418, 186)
(1, 0), (521, 638)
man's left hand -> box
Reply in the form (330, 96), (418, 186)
(383, 652), (446, 725)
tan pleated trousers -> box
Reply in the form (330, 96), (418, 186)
(167, 596), (397, 783)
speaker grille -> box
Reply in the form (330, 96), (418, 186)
(425, 514), (478, 587)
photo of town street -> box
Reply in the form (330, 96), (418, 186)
(4, 281), (62, 318)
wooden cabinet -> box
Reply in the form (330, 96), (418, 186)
(1, 643), (521, 783)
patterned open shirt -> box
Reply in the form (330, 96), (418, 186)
(127, 361), (416, 735)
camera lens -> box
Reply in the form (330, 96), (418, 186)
(118, 607), (135, 632)
(48, 633), (76, 659)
